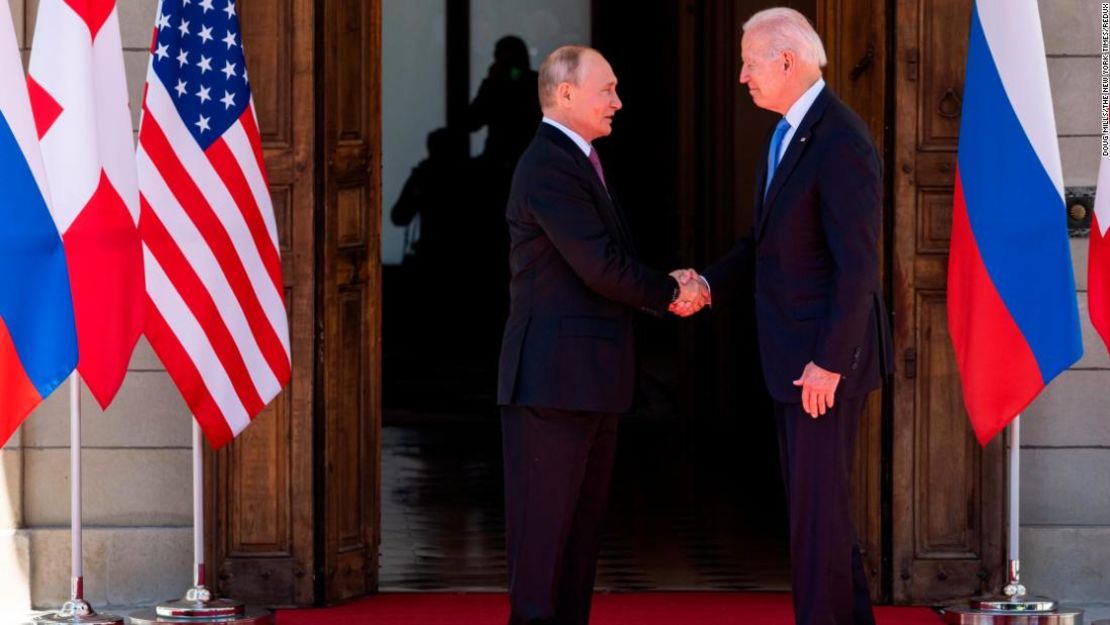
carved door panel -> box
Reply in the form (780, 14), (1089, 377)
(207, 0), (382, 606)
(891, 0), (1005, 603)
(818, 0), (889, 600)
(207, 0), (318, 607)
(319, 0), (382, 603)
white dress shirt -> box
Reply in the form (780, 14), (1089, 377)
(542, 117), (592, 156)
(773, 77), (826, 164)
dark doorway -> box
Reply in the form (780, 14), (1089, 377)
(379, 0), (795, 592)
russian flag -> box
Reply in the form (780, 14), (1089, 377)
(948, 0), (1082, 446)
(0, 7), (78, 446)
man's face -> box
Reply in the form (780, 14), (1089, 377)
(564, 52), (622, 142)
(739, 31), (790, 114)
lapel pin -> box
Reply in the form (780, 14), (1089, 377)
(800, 137), (807, 143)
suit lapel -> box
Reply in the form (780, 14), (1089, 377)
(756, 88), (833, 240)
(536, 124), (637, 255)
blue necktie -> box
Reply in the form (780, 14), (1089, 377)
(764, 118), (791, 199)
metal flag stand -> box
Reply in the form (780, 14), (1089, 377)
(129, 422), (272, 625)
(942, 417), (1082, 624)
(33, 375), (124, 625)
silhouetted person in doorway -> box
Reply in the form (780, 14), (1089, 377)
(467, 36), (542, 360)
(468, 35), (541, 171)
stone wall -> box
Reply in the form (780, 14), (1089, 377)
(1024, 2), (1108, 616)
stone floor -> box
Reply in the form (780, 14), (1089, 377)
(378, 417), (791, 592)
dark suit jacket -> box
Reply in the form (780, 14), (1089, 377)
(497, 123), (676, 413)
(705, 87), (894, 402)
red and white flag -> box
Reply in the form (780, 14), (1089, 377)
(138, 0), (290, 448)
(28, 0), (145, 408)
(1091, 156), (1110, 354)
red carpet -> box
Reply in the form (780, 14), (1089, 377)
(277, 592), (942, 625)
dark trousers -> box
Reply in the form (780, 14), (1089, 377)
(501, 406), (619, 625)
(774, 396), (876, 625)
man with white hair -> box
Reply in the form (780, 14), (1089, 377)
(695, 8), (893, 625)
(497, 45), (708, 625)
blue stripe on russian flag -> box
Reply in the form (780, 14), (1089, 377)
(0, 110), (77, 398)
(957, 4), (1082, 383)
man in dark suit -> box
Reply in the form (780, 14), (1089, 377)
(679, 8), (894, 625)
(497, 45), (708, 625)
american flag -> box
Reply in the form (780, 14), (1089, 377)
(138, 0), (290, 448)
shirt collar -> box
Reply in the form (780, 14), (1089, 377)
(542, 117), (592, 156)
(783, 77), (825, 129)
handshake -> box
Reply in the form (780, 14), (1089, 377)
(668, 269), (711, 318)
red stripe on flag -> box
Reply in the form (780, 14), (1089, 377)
(63, 171), (145, 408)
(144, 298), (235, 449)
(0, 317), (44, 447)
(141, 196), (265, 417)
(948, 171), (1044, 445)
(206, 136), (283, 296)
(140, 107), (290, 386)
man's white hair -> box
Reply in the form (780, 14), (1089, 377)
(538, 45), (594, 109)
(743, 7), (827, 68)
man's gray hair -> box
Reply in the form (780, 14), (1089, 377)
(538, 45), (594, 109)
(743, 7), (827, 68)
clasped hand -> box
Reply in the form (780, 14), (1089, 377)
(667, 269), (710, 317)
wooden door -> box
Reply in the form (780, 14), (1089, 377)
(674, 0), (886, 601)
(207, 0), (383, 606)
(319, 0), (383, 603)
(206, 0), (319, 607)
(817, 0), (888, 600)
(891, 0), (1005, 603)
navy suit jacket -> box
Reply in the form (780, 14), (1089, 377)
(704, 87), (894, 402)
(497, 123), (676, 413)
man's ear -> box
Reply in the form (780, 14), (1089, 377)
(782, 50), (796, 73)
(557, 82), (573, 107)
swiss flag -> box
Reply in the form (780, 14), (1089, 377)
(1091, 156), (1110, 354)
(28, 0), (144, 408)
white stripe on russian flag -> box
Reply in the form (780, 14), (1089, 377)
(976, 0), (1064, 199)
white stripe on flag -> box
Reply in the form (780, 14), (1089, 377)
(223, 121), (281, 252)
(144, 76), (288, 341)
(144, 244), (252, 435)
(0, 7), (53, 212)
(976, 0), (1064, 198)
(138, 148), (282, 400)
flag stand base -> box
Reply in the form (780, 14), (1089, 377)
(942, 564), (1081, 623)
(941, 600), (1082, 624)
(32, 599), (124, 625)
(126, 585), (272, 624)
(127, 606), (272, 625)
(155, 586), (246, 618)
(33, 578), (123, 625)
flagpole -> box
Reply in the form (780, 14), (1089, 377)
(1004, 416), (1025, 597)
(193, 421), (205, 593)
(942, 417), (1082, 623)
(34, 375), (122, 625)
(132, 420), (271, 624)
